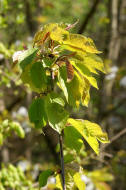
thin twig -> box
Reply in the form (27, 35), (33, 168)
(59, 133), (66, 190)
(105, 128), (126, 148)
(65, 20), (79, 30)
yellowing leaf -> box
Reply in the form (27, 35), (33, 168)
(74, 52), (105, 74)
(55, 175), (62, 190)
(50, 26), (69, 43)
(71, 61), (98, 89)
(63, 34), (101, 54)
(83, 120), (109, 143)
(73, 172), (85, 190)
(95, 182), (111, 190)
(56, 163), (84, 190)
(87, 168), (114, 182)
(81, 77), (90, 107)
(68, 118), (109, 155)
(58, 66), (90, 107)
(0, 133), (3, 146)
(33, 23), (60, 46)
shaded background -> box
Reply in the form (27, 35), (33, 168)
(0, 0), (126, 189)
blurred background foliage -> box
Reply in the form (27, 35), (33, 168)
(0, 0), (126, 189)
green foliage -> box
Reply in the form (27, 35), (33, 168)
(14, 22), (109, 190)
(28, 97), (47, 129)
(39, 169), (53, 187)
(30, 62), (47, 89)
(18, 48), (38, 70)
(64, 126), (83, 153)
(56, 163), (85, 190)
(0, 42), (11, 57)
(0, 164), (38, 190)
(0, 119), (25, 146)
(45, 93), (69, 133)
(28, 93), (69, 132)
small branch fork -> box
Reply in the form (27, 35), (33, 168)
(59, 133), (66, 190)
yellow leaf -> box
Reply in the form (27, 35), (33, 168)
(74, 52), (105, 74)
(55, 175), (62, 190)
(50, 26), (69, 43)
(71, 61), (98, 89)
(73, 172), (85, 190)
(58, 66), (90, 107)
(33, 23), (59, 46)
(63, 34), (101, 54)
(68, 119), (109, 155)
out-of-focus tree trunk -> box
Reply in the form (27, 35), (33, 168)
(99, 0), (121, 163)
(118, 0), (126, 65)
(109, 0), (120, 63)
(104, 0), (120, 102)
(1, 146), (9, 163)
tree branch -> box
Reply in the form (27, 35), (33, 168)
(59, 133), (66, 190)
(24, 0), (36, 35)
(105, 128), (126, 148)
(78, 0), (100, 34)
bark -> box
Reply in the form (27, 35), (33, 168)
(24, 0), (36, 35)
(108, 0), (120, 63)
(1, 146), (9, 163)
(118, 0), (126, 64)
(99, 0), (121, 164)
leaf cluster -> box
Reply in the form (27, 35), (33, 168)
(14, 23), (109, 190)
(0, 119), (25, 146)
(0, 164), (38, 190)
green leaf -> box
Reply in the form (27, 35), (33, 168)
(30, 62), (47, 89)
(28, 98), (47, 129)
(43, 57), (54, 67)
(64, 154), (75, 164)
(19, 48), (38, 70)
(39, 169), (53, 187)
(45, 93), (69, 133)
(73, 172), (85, 190)
(64, 126), (83, 153)
(68, 118), (109, 155)
(21, 62), (47, 93)
(58, 66), (68, 100)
